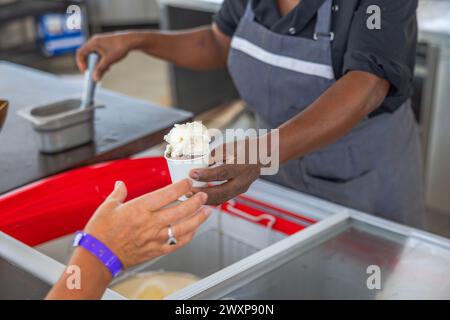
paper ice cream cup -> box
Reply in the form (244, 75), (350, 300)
(164, 152), (210, 201)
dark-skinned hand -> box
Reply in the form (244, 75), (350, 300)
(189, 139), (262, 206)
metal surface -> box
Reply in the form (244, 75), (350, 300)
(16, 53), (100, 154)
(80, 53), (99, 109)
(6, 179), (450, 300)
(419, 45), (440, 165)
(418, 1), (450, 217)
(0, 257), (51, 300)
(220, 222), (450, 300)
(111, 211), (286, 292)
(0, 61), (192, 194)
(18, 99), (96, 153)
(167, 212), (349, 300)
(35, 179), (336, 299)
(424, 48), (450, 216)
(177, 210), (450, 300)
(0, 232), (124, 300)
(247, 180), (344, 221)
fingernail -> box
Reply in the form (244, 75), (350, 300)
(115, 181), (124, 189)
(186, 192), (194, 198)
(190, 171), (199, 180)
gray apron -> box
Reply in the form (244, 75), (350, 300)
(227, 0), (425, 228)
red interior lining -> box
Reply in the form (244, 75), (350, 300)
(0, 157), (316, 246)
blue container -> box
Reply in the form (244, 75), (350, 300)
(37, 13), (86, 57)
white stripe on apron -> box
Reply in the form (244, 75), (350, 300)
(231, 37), (335, 80)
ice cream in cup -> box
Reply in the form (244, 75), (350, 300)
(164, 121), (211, 201)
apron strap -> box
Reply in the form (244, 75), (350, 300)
(314, 0), (334, 41)
(244, 1), (255, 20)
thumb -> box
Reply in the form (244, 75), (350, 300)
(106, 181), (128, 205)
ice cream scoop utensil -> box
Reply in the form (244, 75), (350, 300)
(80, 52), (100, 109)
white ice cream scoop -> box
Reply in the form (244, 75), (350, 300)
(164, 122), (211, 158)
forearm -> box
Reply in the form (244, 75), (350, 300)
(46, 248), (112, 300)
(129, 26), (228, 70)
(277, 71), (390, 163)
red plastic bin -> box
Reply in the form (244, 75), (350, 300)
(0, 157), (316, 247)
(0, 157), (171, 246)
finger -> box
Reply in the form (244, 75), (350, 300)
(93, 55), (110, 81)
(157, 206), (211, 241)
(104, 181), (128, 207)
(190, 164), (246, 183)
(192, 179), (245, 206)
(154, 192), (208, 226)
(76, 45), (90, 72)
(134, 179), (193, 211)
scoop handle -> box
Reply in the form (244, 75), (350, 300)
(81, 52), (100, 109)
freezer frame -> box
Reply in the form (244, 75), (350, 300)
(167, 209), (450, 300)
(0, 232), (125, 300)
(2, 179), (449, 300)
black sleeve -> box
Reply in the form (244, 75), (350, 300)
(342, 0), (418, 99)
(213, 0), (249, 37)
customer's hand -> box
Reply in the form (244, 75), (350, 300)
(190, 139), (261, 206)
(76, 32), (139, 81)
(84, 179), (211, 269)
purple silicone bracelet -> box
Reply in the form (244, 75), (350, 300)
(72, 231), (123, 277)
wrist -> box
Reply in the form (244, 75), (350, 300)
(128, 31), (155, 52)
(46, 248), (112, 300)
(72, 247), (113, 285)
(73, 231), (124, 278)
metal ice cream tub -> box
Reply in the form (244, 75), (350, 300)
(17, 52), (101, 154)
(18, 99), (98, 154)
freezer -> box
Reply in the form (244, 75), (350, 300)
(0, 231), (122, 299)
(33, 180), (336, 298)
(171, 210), (450, 300)
(1, 178), (450, 300)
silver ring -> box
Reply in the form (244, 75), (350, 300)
(167, 225), (177, 246)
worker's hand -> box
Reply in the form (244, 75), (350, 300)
(190, 139), (261, 206)
(83, 179), (211, 269)
(76, 32), (138, 81)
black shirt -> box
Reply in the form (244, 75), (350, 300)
(213, 0), (419, 115)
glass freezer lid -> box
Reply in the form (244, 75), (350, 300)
(172, 212), (450, 300)
(0, 257), (51, 300)
(0, 232), (124, 300)
(110, 210), (286, 286)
